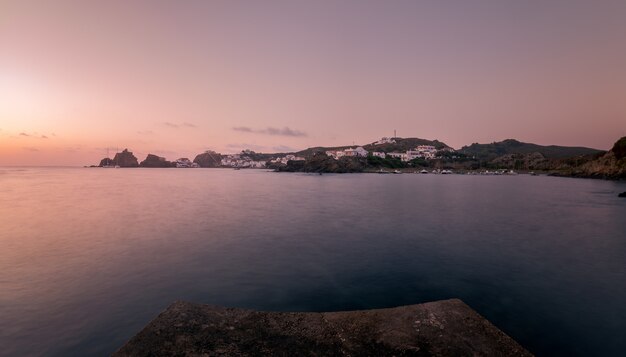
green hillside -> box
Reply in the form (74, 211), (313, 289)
(294, 137), (451, 158)
(363, 137), (451, 152)
(459, 139), (603, 161)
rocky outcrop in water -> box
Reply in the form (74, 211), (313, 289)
(99, 158), (116, 167)
(193, 151), (223, 168)
(140, 154), (175, 168)
(113, 149), (139, 167)
(98, 149), (139, 167)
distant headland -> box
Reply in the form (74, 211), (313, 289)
(93, 136), (626, 180)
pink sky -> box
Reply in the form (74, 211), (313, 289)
(1, 0), (625, 166)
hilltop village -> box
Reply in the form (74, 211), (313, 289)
(95, 136), (626, 179)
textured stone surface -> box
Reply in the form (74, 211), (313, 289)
(140, 154), (175, 168)
(114, 299), (533, 356)
(193, 151), (223, 168)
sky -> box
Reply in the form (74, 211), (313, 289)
(1, 0), (625, 166)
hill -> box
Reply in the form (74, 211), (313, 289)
(564, 136), (626, 179)
(459, 139), (603, 161)
(363, 137), (451, 152)
(294, 137), (451, 158)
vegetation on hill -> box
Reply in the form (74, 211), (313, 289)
(459, 139), (603, 161)
(277, 153), (366, 173)
(292, 138), (450, 159)
(295, 146), (353, 158)
(363, 137), (450, 153)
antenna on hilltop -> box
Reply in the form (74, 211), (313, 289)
(394, 129), (396, 138)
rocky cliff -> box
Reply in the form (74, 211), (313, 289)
(113, 149), (139, 167)
(99, 158), (116, 167)
(555, 137), (626, 179)
(193, 151), (223, 168)
(140, 154), (175, 168)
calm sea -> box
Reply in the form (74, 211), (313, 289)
(0, 168), (625, 356)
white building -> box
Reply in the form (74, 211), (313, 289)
(344, 146), (368, 157)
(271, 154), (305, 165)
(175, 158), (194, 168)
(372, 151), (386, 158)
(325, 150), (340, 159)
(387, 152), (405, 160)
(416, 145), (436, 152)
(412, 145), (438, 160)
(327, 147), (368, 159)
(325, 150), (346, 159)
(374, 137), (396, 145)
(405, 150), (422, 161)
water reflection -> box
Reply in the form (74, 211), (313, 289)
(0, 168), (625, 356)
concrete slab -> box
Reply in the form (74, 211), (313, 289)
(114, 299), (533, 356)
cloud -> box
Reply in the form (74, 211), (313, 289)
(232, 126), (307, 137)
(18, 132), (51, 139)
(22, 146), (39, 152)
(233, 126), (254, 133)
(266, 127), (306, 137)
(225, 143), (268, 152)
(164, 122), (197, 128)
(137, 130), (154, 135)
(272, 145), (297, 152)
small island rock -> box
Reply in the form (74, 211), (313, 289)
(193, 151), (223, 168)
(140, 154), (175, 168)
(113, 149), (139, 167)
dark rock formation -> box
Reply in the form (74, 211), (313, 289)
(459, 139), (602, 161)
(98, 158), (115, 167)
(489, 152), (548, 170)
(619, 192), (626, 198)
(113, 149), (139, 167)
(277, 153), (366, 173)
(611, 137), (626, 160)
(563, 137), (626, 179)
(140, 154), (174, 168)
(193, 151), (223, 168)
(114, 299), (533, 357)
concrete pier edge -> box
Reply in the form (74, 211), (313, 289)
(114, 298), (533, 356)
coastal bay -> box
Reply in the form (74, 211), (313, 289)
(1, 168), (625, 356)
